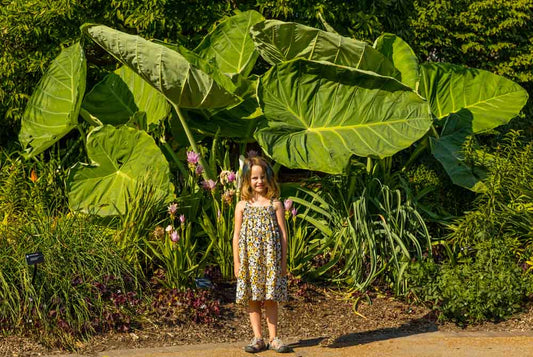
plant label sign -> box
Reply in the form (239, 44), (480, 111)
(25, 252), (44, 266)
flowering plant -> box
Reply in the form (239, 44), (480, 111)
(283, 197), (321, 277)
(147, 203), (211, 290)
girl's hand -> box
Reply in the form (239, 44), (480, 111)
(234, 262), (240, 278)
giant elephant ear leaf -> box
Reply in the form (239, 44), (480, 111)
(419, 63), (529, 133)
(194, 10), (264, 77)
(19, 43), (86, 158)
(256, 59), (432, 174)
(250, 20), (399, 78)
(67, 125), (174, 216)
(430, 113), (487, 192)
(373, 33), (419, 89)
(82, 24), (241, 109)
(82, 66), (170, 126)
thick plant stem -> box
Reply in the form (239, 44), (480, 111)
(172, 104), (213, 181)
(161, 140), (188, 179)
(366, 157), (373, 175)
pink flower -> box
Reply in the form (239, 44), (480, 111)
(195, 164), (204, 176)
(202, 179), (216, 191)
(170, 230), (180, 242)
(291, 207), (298, 217)
(168, 203), (178, 215)
(283, 199), (293, 212)
(165, 225), (173, 233)
(179, 214), (186, 224)
(187, 151), (200, 165)
(219, 170), (236, 185)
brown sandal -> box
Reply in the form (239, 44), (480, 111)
(244, 337), (267, 353)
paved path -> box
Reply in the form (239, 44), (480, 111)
(55, 331), (533, 357)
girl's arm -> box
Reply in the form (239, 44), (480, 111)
(274, 199), (288, 276)
(233, 200), (245, 278)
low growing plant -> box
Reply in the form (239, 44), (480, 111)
(0, 210), (144, 348)
(293, 172), (433, 294)
(407, 238), (531, 324)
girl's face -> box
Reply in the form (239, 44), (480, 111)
(250, 164), (266, 194)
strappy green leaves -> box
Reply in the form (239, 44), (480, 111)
(19, 43), (86, 158)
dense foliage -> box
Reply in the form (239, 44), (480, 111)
(410, 0), (533, 88)
(3, 0), (531, 147)
(2, 0), (533, 350)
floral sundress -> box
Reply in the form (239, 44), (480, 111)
(236, 201), (288, 304)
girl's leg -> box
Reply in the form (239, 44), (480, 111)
(264, 300), (278, 341)
(248, 301), (262, 338)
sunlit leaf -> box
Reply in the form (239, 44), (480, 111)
(373, 33), (419, 89)
(419, 63), (529, 133)
(251, 20), (399, 78)
(67, 125), (174, 216)
(256, 59), (432, 174)
(82, 24), (241, 109)
(194, 10), (264, 77)
(19, 43), (86, 158)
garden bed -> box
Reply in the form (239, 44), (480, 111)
(3, 280), (533, 356)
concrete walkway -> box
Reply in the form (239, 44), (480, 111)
(56, 331), (533, 357)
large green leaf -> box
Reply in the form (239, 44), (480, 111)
(186, 77), (262, 140)
(250, 20), (399, 78)
(67, 125), (174, 216)
(373, 33), (419, 89)
(82, 66), (170, 126)
(19, 43), (86, 158)
(82, 24), (241, 109)
(194, 10), (264, 77)
(419, 62), (529, 133)
(430, 113), (487, 192)
(256, 59), (432, 174)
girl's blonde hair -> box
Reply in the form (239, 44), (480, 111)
(240, 156), (279, 201)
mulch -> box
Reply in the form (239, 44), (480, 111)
(2, 279), (533, 356)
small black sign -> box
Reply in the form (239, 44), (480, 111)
(25, 252), (44, 265)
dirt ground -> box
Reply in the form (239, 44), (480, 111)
(2, 281), (533, 356)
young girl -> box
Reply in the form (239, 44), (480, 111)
(233, 156), (291, 353)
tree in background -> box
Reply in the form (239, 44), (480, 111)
(410, 0), (533, 90)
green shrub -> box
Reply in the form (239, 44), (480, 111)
(448, 131), (533, 257)
(407, 239), (530, 324)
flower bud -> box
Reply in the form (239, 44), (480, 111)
(284, 199), (293, 212)
(170, 230), (180, 242)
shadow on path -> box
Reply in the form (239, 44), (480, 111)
(288, 313), (439, 351)
(328, 314), (439, 348)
